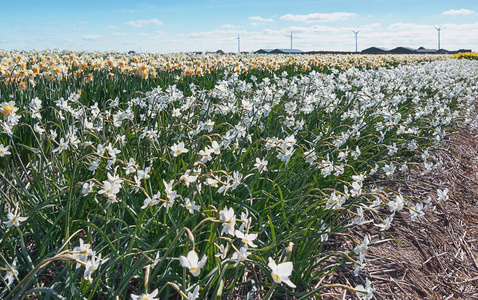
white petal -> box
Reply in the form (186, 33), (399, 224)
(267, 257), (278, 270)
(277, 261), (293, 276)
(198, 255), (207, 268)
(187, 250), (199, 266)
(179, 256), (191, 268)
(235, 230), (245, 239)
(282, 278), (296, 288)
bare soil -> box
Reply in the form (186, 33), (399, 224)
(322, 126), (478, 299)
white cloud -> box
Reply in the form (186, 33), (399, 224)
(249, 16), (273, 22)
(280, 12), (358, 23)
(442, 9), (475, 15)
(121, 9), (137, 13)
(82, 35), (103, 41)
(111, 32), (127, 37)
(72, 28), (87, 32)
(78, 21), (88, 25)
(106, 26), (119, 30)
(150, 31), (167, 39)
(123, 19), (163, 28)
(222, 24), (241, 29)
(188, 29), (245, 39)
(387, 23), (433, 31)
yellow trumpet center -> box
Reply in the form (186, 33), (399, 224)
(3, 105), (16, 116)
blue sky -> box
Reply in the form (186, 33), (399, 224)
(2, 0), (477, 53)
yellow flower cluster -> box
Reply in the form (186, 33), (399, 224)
(0, 49), (451, 87)
(452, 52), (478, 60)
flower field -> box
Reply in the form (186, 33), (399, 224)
(1, 50), (478, 299)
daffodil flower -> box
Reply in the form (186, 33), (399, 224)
(4, 210), (28, 228)
(215, 244), (229, 260)
(437, 188), (449, 202)
(171, 141), (188, 157)
(267, 257), (296, 288)
(219, 206), (236, 236)
(130, 289), (159, 300)
(181, 198), (201, 214)
(72, 239), (93, 267)
(253, 157), (268, 174)
(187, 285), (200, 300)
(355, 278), (373, 300)
(231, 245), (250, 267)
(2, 257), (19, 286)
(0, 144), (11, 157)
(83, 251), (102, 283)
(179, 250), (207, 277)
(98, 180), (120, 202)
(235, 230), (258, 248)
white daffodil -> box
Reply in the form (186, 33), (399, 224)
(437, 188), (449, 202)
(235, 230), (258, 248)
(82, 182), (95, 195)
(4, 210), (28, 228)
(215, 244), (229, 260)
(231, 245), (250, 267)
(171, 141), (188, 157)
(83, 251), (102, 283)
(354, 235), (370, 255)
(388, 194), (405, 212)
(0, 144), (11, 157)
(209, 141), (221, 155)
(375, 214), (394, 231)
(97, 181), (120, 202)
(141, 192), (161, 209)
(219, 206), (236, 236)
(2, 257), (19, 286)
(411, 202), (426, 221)
(355, 278), (373, 300)
(124, 157), (137, 175)
(179, 250), (207, 277)
(72, 238), (93, 267)
(382, 162), (395, 177)
(181, 198), (201, 214)
(253, 157), (268, 174)
(163, 179), (178, 202)
(267, 257), (296, 288)
(130, 289), (159, 300)
(52, 137), (69, 153)
(180, 170), (198, 187)
(187, 285), (200, 300)
(34, 123), (46, 135)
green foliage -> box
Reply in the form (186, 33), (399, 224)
(1, 52), (477, 299)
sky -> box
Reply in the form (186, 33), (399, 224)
(1, 0), (478, 53)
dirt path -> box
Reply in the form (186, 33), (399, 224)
(323, 126), (478, 299)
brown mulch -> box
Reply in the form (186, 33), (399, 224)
(322, 126), (478, 299)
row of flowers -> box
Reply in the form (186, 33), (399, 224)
(0, 56), (477, 299)
(0, 49), (450, 86)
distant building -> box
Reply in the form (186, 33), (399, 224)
(254, 49), (303, 54)
(436, 49), (451, 54)
(416, 47), (437, 54)
(389, 47), (416, 54)
(254, 49), (275, 54)
(361, 47), (389, 54)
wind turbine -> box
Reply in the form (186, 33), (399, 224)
(434, 26), (442, 51)
(236, 34), (240, 54)
(352, 30), (360, 53)
(289, 31), (293, 51)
